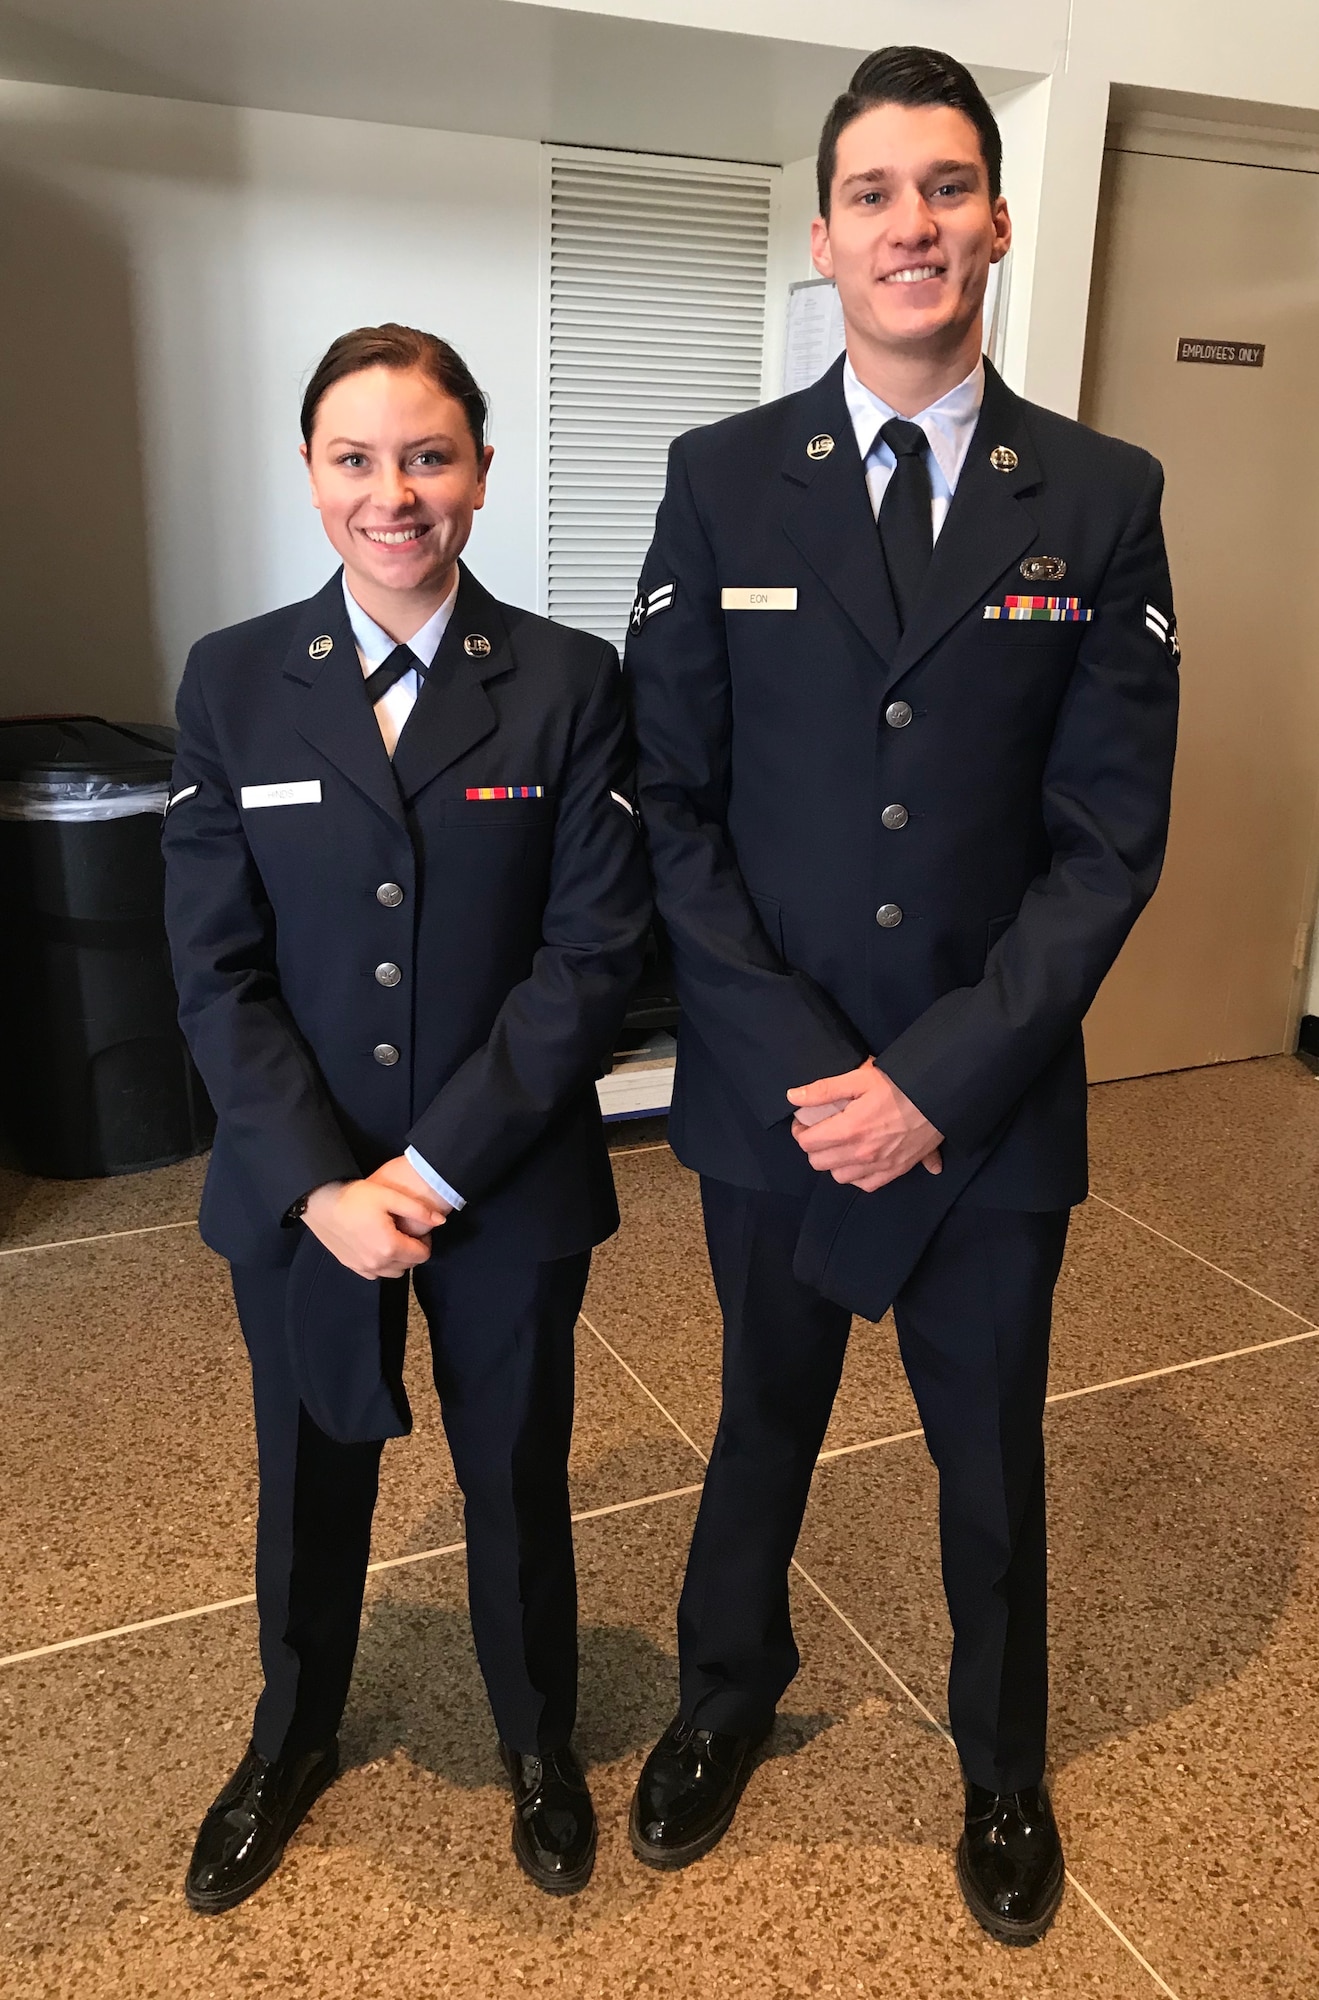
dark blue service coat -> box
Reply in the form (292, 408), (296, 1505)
(625, 358), (1179, 1314)
(163, 564), (651, 1275)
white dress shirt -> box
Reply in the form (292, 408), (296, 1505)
(842, 355), (985, 538)
(342, 573), (458, 757)
(341, 575), (466, 1212)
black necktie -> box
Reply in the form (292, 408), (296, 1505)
(362, 643), (423, 704)
(877, 417), (934, 630)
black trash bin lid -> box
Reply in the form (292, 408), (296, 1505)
(0, 716), (175, 785)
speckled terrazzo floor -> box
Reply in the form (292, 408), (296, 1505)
(2, 1056), (1316, 1998)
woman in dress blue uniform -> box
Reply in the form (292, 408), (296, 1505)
(162, 324), (650, 1909)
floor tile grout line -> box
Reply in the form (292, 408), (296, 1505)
(816, 1323), (1319, 1467)
(0, 1217), (196, 1259)
(608, 1141), (674, 1158)
(0, 1480), (712, 1671)
(787, 1558), (948, 1735)
(1043, 1325), (1319, 1403)
(585, 1302), (1186, 2000)
(1088, 1194), (1317, 1324)
(0, 1592), (262, 1667)
(817, 1427), (926, 1461)
(578, 1310), (710, 1463)
(1065, 1875), (1183, 1999)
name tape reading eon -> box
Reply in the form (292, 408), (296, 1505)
(721, 588), (799, 612)
(1176, 337), (1265, 368)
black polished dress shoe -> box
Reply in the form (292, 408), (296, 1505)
(185, 1739), (339, 1914)
(956, 1781), (1065, 1946)
(500, 1742), (597, 1895)
(629, 1712), (770, 1870)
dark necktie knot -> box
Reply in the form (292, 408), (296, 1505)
(879, 416), (929, 461)
(362, 642), (422, 705)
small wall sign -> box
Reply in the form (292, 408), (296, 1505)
(1176, 337), (1265, 367)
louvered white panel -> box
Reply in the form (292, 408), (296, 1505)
(547, 150), (773, 649)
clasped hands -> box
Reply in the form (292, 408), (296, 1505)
(302, 1156), (452, 1280)
(787, 1058), (943, 1191)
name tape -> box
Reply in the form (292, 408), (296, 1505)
(721, 588), (798, 612)
(240, 780), (322, 809)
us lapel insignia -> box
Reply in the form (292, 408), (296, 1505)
(1021, 555), (1067, 583)
(990, 445), (1019, 473)
(806, 433), (835, 461)
(308, 634), (334, 659)
(464, 633), (492, 658)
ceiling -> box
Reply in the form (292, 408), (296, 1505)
(0, 0), (1038, 163)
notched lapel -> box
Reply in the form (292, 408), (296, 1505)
(781, 362), (902, 669)
(283, 577), (404, 828)
(891, 364), (1042, 685)
(390, 566), (504, 804)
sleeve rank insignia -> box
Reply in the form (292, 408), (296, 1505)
(1145, 603), (1180, 659)
(630, 581), (676, 633)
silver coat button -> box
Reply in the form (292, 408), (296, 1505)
(885, 700), (913, 729)
(376, 882), (404, 907)
(875, 903), (904, 928)
(373, 1042), (400, 1066)
(375, 962), (401, 987)
(881, 803), (909, 830)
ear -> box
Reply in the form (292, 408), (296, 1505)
(473, 442), (494, 511)
(300, 440), (323, 513)
(990, 195), (1012, 262)
(810, 213), (835, 280)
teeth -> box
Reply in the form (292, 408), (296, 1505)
(886, 267), (940, 283)
(365, 528), (425, 545)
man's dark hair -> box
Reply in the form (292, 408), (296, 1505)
(816, 45), (1003, 217)
(301, 322), (489, 457)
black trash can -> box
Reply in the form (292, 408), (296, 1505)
(0, 716), (214, 1178)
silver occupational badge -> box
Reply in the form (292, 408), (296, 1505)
(1020, 555), (1067, 583)
(308, 634), (334, 659)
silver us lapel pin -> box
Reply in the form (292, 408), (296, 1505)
(806, 433), (835, 461)
(990, 446), (1019, 473)
(464, 633), (492, 658)
(308, 634), (333, 659)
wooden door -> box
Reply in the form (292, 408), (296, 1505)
(1080, 141), (1319, 1079)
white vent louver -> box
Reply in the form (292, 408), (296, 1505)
(547, 150), (773, 650)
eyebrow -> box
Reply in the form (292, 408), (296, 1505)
(839, 158), (982, 193)
(323, 433), (458, 451)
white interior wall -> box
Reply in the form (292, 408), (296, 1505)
(0, 82), (543, 723)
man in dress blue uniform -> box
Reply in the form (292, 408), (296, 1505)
(163, 326), (650, 1909)
(624, 49), (1178, 1942)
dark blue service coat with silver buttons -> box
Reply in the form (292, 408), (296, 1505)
(625, 358), (1179, 1315)
(163, 563), (650, 1271)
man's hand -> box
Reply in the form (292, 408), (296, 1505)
(367, 1155), (455, 1236)
(303, 1166), (449, 1280)
(787, 1059), (944, 1192)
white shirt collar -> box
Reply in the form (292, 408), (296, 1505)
(842, 355), (985, 496)
(340, 573), (459, 671)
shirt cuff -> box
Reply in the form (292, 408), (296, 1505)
(404, 1145), (466, 1211)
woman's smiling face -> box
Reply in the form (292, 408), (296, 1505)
(302, 364), (493, 606)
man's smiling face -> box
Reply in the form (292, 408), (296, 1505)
(811, 101), (1010, 361)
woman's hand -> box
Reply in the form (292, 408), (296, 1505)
(303, 1175), (448, 1279)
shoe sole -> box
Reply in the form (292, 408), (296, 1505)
(510, 1823), (597, 1897)
(955, 1837), (1065, 1947)
(185, 1755), (339, 1916)
(628, 1734), (768, 1873)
